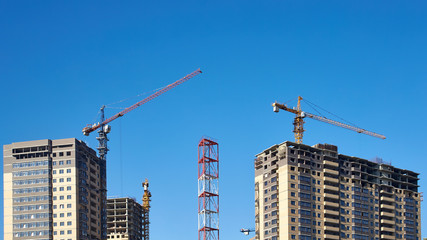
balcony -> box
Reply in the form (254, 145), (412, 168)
(324, 218), (339, 224)
(380, 211), (394, 217)
(380, 196), (394, 202)
(381, 226), (395, 232)
(380, 234), (395, 239)
(380, 219), (395, 225)
(324, 193), (339, 199)
(324, 168), (338, 175)
(324, 226), (340, 232)
(324, 209), (339, 216)
(324, 201), (339, 208)
(380, 204), (395, 210)
(324, 176), (339, 183)
(323, 234), (339, 240)
(323, 160), (339, 167)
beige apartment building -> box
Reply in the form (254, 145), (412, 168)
(107, 197), (143, 240)
(4, 138), (105, 240)
(255, 141), (420, 240)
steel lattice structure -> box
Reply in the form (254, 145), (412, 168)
(198, 138), (219, 240)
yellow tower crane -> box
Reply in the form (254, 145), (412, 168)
(272, 96), (386, 144)
(142, 179), (151, 240)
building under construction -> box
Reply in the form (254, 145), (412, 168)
(107, 197), (144, 240)
(255, 141), (420, 240)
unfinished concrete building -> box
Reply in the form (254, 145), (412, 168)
(255, 141), (420, 240)
(3, 138), (104, 240)
(107, 197), (143, 240)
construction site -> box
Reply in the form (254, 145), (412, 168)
(2, 68), (422, 240)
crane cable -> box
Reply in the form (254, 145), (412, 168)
(302, 98), (361, 129)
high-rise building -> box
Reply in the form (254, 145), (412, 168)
(255, 141), (420, 240)
(106, 197), (143, 240)
(3, 138), (105, 240)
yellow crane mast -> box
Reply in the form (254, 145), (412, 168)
(142, 179), (151, 240)
(272, 96), (386, 144)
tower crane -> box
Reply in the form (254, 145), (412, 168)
(81, 69), (201, 238)
(142, 179), (151, 240)
(272, 96), (386, 144)
(82, 68), (202, 161)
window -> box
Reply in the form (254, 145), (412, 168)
(60, 213), (64, 217)
(59, 152), (64, 157)
(67, 204), (71, 208)
(60, 230), (64, 235)
(53, 179), (57, 183)
(67, 186), (71, 191)
(53, 170), (56, 174)
(67, 213), (72, 217)
(59, 178), (64, 183)
(60, 196), (64, 200)
(59, 170), (64, 174)
(53, 161), (57, 166)
(60, 222), (64, 226)
(59, 161), (64, 165)
(67, 178), (71, 182)
(53, 188), (57, 192)
(67, 195), (71, 200)
(59, 187), (64, 191)
(67, 230), (72, 234)
(67, 169), (71, 173)
(66, 160), (71, 164)
(291, 175), (295, 179)
(67, 152), (71, 156)
(67, 221), (72, 226)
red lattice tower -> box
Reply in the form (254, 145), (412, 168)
(198, 138), (219, 240)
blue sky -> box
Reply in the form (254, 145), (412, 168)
(1, 0), (426, 239)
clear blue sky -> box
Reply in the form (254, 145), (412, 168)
(1, 1), (426, 239)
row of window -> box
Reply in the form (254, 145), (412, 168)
(13, 169), (49, 177)
(52, 151), (72, 157)
(13, 178), (49, 186)
(13, 230), (50, 237)
(53, 230), (73, 235)
(53, 160), (72, 166)
(13, 195), (50, 203)
(53, 169), (72, 174)
(13, 160), (49, 169)
(53, 177), (72, 183)
(53, 212), (72, 218)
(14, 213), (50, 220)
(53, 195), (72, 200)
(13, 186), (49, 195)
(53, 203), (72, 209)
(53, 221), (72, 227)
(53, 186), (72, 191)
(13, 221), (50, 229)
(14, 204), (49, 212)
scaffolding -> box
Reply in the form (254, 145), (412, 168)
(198, 138), (219, 240)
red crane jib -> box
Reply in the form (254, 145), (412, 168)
(82, 69), (202, 135)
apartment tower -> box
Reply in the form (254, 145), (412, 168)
(106, 197), (143, 240)
(255, 141), (420, 240)
(3, 138), (105, 240)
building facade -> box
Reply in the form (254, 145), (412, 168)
(4, 138), (105, 240)
(107, 197), (143, 240)
(255, 141), (420, 240)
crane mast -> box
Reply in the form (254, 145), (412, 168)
(272, 96), (386, 143)
(142, 179), (151, 240)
